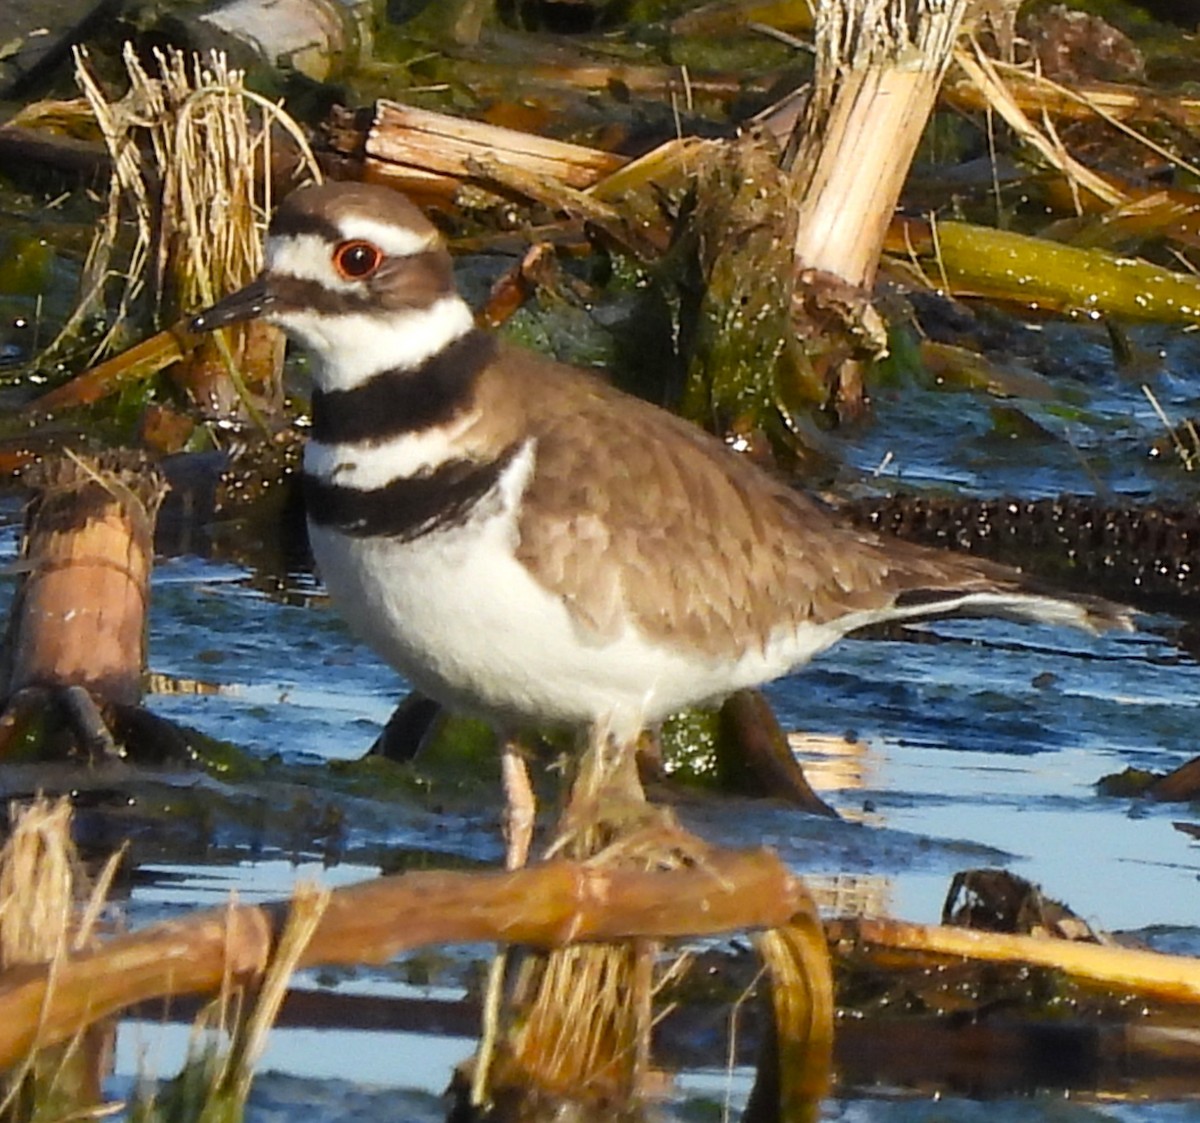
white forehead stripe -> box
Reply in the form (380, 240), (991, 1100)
(335, 215), (436, 258)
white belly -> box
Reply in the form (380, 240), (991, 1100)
(304, 436), (849, 736)
(308, 509), (839, 741)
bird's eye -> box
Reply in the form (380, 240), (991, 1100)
(333, 240), (383, 280)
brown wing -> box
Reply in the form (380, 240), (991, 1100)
(488, 347), (1123, 659)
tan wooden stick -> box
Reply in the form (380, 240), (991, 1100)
(830, 916), (1200, 1005)
(0, 848), (809, 1068)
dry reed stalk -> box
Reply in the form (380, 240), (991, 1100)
(492, 742), (657, 1112)
(0, 797), (122, 1121)
(223, 883), (329, 1104)
(789, 0), (968, 289)
(135, 883), (331, 1122)
(0, 797), (124, 959)
(493, 732), (836, 1120)
(941, 62), (1200, 137)
(74, 44), (268, 326)
(55, 46), (318, 423)
(951, 43), (1200, 213)
(504, 941), (653, 1106)
(488, 738), (753, 1116)
(952, 39), (1125, 211)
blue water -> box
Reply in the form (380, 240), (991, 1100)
(4, 313), (1199, 1118)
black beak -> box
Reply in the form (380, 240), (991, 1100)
(190, 276), (274, 332)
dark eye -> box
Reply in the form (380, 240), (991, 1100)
(333, 240), (383, 280)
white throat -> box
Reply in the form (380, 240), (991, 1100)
(276, 294), (476, 393)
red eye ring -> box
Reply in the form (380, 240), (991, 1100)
(333, 239), (383, 280)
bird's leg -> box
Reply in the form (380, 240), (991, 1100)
(570, 720), (641, 805)
(472, 734), (534, 1108)
(544, 724), (649, 861)
(500, 736), (535, 870)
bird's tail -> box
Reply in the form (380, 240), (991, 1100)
(884, 584), (1135, 634)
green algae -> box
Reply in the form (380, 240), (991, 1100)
(930, 220), (1200, 325)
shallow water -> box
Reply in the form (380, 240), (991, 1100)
(3, 312), (1200, 1117)
(119, 526), (1200, 1116)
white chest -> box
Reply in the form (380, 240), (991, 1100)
(305, 442), (843, 737)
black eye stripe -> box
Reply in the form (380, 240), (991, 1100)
(265, 256), (455, 315)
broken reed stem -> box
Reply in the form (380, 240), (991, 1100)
(0, 850), (808, 1070)
(790, 0), (968, 288)
(2, 453), (167, 711)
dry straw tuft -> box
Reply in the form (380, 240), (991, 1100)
(58, 45), (318, 374)
(0, 797), (124, 1121)
(0, 796), (121, 968)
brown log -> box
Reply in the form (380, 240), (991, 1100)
(718, 689), (839, 816)
(0, 848), (810, 1069)
(320, 100), (631, 204)
(0, 124), (111, 181)
(1, 453), (167, 709)
(1145, 755), (1200, 802)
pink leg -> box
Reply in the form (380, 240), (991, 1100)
(501, 738), (535, 869)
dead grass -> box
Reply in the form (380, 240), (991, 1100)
(56, 46), (318, 374)
(0, 796), (123, 1122)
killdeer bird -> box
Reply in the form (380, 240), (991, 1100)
(192, 181), (1130, 865)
